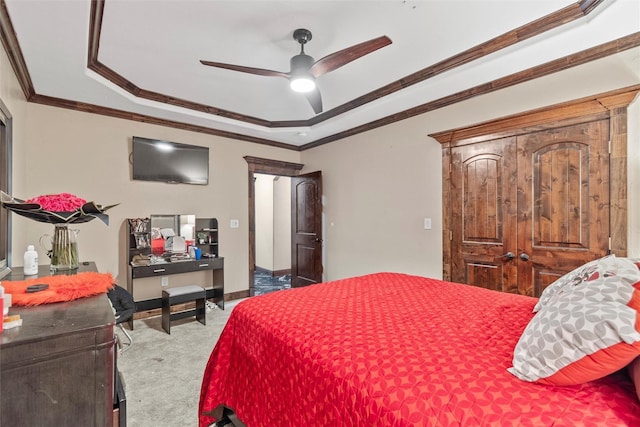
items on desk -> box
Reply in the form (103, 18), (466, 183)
(1, 283), (5, 314)
(188, 246), (202, 260)
(130, 217), (148, 234)
(3, 314), (22, 329)
(167, 253), (190, 262)
(165, 235), (186, 253)
(131, 253), (151, 266)
(1, 283), (10, 315)
(23, 245), (39, 275)
(0, 284), (19, 332)
(160, 228), (175, 239)
(26, 284), (49, 293)
(0, 283), (4, 332)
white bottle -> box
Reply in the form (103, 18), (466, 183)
(23, 245), (38, 275)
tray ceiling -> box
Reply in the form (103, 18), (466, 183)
(3, 0), (640, 149)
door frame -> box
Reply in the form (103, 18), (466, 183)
(244, 156), (304, 296)
(430, 85), (640, 282)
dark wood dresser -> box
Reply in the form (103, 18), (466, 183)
(0, 262), (121, 426)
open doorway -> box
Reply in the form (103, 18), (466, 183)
(244, 156), (303, 296)
(254, 173), (292, 295)
(244, 156), (323, 296)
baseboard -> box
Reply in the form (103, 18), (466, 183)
(224, 289), (250, 301)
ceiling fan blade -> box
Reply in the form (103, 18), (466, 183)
(309, 35), (392, 77)
(200, 60), (289, 78)
(304, 88), (323, 114)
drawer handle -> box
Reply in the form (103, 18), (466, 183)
(198, 263), (209, 267)
(153, 268), (166, 273)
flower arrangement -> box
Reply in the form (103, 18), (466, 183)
(1, 191), (118, 271)
(25, 193), (87, 212)
(0, 191), (117, 225)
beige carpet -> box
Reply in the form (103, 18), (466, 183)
(117, 300), (242, 427)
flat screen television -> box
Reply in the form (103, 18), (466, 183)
(132, 136), (209, 185)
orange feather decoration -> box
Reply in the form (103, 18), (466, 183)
(2, 272), (115, 306)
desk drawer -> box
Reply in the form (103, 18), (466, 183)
(132, 258), (223, 278)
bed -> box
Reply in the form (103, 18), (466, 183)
(199, 270), (640, 427)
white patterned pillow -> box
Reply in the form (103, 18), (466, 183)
(533, 254), (619, 313)
(509, 257), (640, 386)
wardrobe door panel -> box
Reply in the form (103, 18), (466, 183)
(516, 120), (610, 296)
(450, 138), (518, 293)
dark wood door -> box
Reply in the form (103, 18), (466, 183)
(450, 138), (518, 293)
(516, 120), (610, 296)
(291, 171), (323, 287)
(450, 120), (610, 296)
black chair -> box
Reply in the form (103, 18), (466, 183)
(107, 285), (136, 353)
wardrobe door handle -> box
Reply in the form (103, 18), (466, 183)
(498, 252), (515, 260)
(520, 253), (530, 261)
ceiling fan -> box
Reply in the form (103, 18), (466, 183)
(200, 29), (392, 115)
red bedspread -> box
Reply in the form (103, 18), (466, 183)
(199, 273), (640, 426)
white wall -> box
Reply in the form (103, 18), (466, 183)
(255, 173), (274, 270)
(10, 104), (300, 294)
(273, 176), (291, 272)
(301, 119), (444, 281)
(301, 71), (640, 282)
(255, 174), (291, 272)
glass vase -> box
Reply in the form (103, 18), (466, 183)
(41, 225), (79, 271)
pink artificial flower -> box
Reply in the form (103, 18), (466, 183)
(26, 193), (87, 212)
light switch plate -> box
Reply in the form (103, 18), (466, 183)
(230, 219), (239, 228)
(424, 218), (432, 230)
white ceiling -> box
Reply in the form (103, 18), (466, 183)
(4, 0), (640, 148)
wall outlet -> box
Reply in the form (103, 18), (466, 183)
(161, 276), (169, 287)
(230, 219), (239, 228)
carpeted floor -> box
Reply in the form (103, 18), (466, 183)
(118, 273), (291, 427)
(117, 300), (241, 427)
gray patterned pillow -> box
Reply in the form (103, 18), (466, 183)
(533, 254), (618, 313)
(509, 256), (640, 386)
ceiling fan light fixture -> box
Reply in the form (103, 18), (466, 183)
(290, 75), (316, 93)
(200, 28), (391, 114)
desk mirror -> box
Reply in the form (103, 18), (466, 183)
(150, 214), (195, 254)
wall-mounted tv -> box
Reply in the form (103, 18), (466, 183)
(132, 136), (209, 185)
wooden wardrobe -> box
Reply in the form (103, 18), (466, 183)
(431, 85), (640, 297)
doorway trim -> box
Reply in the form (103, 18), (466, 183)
(244, 156), (304, 296)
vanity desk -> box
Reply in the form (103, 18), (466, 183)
(126, 216), (224, 329)
(0, 262), (124, 427)
(127, 256), (224, 329)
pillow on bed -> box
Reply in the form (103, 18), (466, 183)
(533, 254), (618, 313)
(509, 256), (640, 386)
